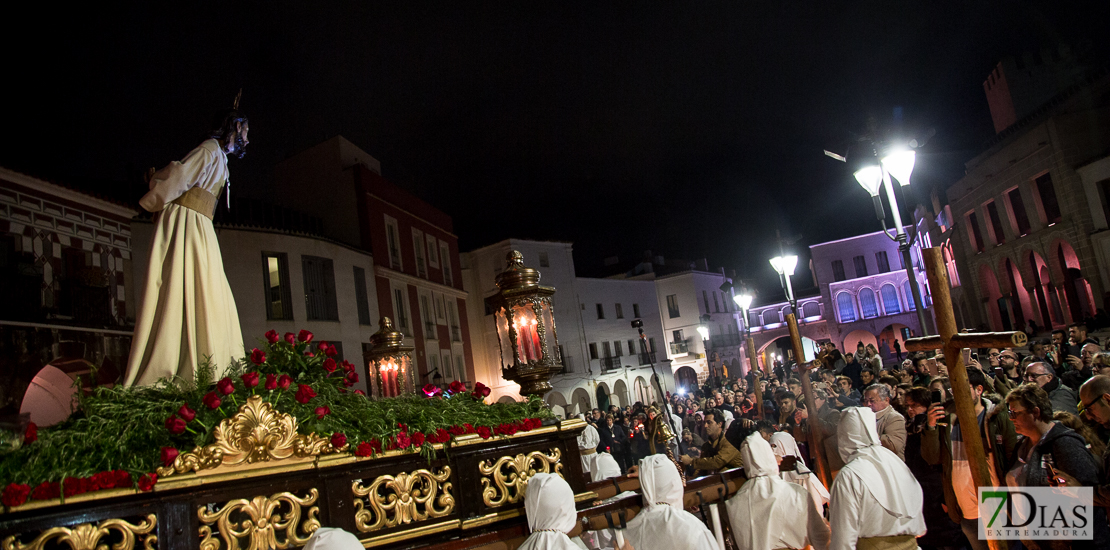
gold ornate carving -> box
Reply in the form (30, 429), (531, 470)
(160, 396), (345, 477)
(1, 514), (156, 550)
(197, 489), (320, 550)
(352, 467), (454, 533)
(478, 448), (563, 507)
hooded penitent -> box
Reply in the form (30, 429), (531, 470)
(303, 529), (363, 550)
(623, 455), (717, 550)
(769, 431), (830, 511)
(829, 408), (924, 550)
(519, 473), (580, 550)
(727, 433), (828, 550)
(577, 423), (601, 473)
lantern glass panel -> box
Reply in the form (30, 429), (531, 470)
(511, 303), (541, 363)
(494, 307), (512, 365)
(538, 298), (557, 362)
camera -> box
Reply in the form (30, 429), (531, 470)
(630, 319), (643, 328)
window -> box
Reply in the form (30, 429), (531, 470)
(853, 256), (868, 278)
(722, 292), (730, 312)
(832, 260), (846, 282)
(393, 288), (410, 334)
(763, 309), (780, 324)
(384, 215), (402, 270)
(426, 235), (439, 268)
(430, 354), (440, 380)
(627, 339), (636, 355)
(412, 230), (427, 278)
(353, 266), (371, 325)
(589, 343), (599, 359)
(614, 341), (623, 356)
(440, 242), (453, 287)
(836, 293), (857, 322)
(539, 251), (549, 267)
(302, 256), (338, 321)
(967, 211), (985, 253)
(455, 355), (467, 383)
(440, 351), (453, 381)
(672, 330), (684, 343)
(633, 303), (641, 317)
(666, 295), (680, 318)
(602, 341), (612, 358)
(1007, 188), (1031, 235)
(1034, 173), (1061, 223)
(712, 292), (720, 313)
(1099, 178), (1110, 228)
(596, 303), (605, 319)
(986, 201), (1006, 245)
(615, 303), (624, 318)
(903, 282), (917, 310)
(703, 291), (710, 313)
(880, 284), (901, 315)
(420, 294), (436, 338)
(648, 337), (656, 352)
(434, 293), (445, 321)
(448, 301), (461, 342)
(859, 288), (878, 318)
(262, 253), (293, 320)
(876, 251), (890, 273)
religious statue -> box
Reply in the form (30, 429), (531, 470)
(123, 95), (249, 386)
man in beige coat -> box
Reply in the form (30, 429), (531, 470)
(862, 384), (907, 461)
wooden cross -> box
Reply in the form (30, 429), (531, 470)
(905, 247), (1026, 550)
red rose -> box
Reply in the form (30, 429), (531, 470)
(305, 351), (315, 358)
(355, 442), (374, 457)
(177, 404), (196, 422)
(165, 415), (186, 435)
(318, 341), (329, 352)
(2, 483), (30, 507)
(435, 428), (450, 443)
(331, 432), (347, 448)
(202, 391), (221, 410)
(354, 389), (366, 397)
(250, 348), (266, 365)
(473, 382), (491, 398)
(265, 329), (280, 344)
(412, 432), (426, 446)
(448, 425), (465, 436)
(322, 358), (337, 373)
(344, 371), (358, 387)
(295, 384), (317, 404)
(113, 470), (132, 488)
(63, 476), (88, 497)
(30, 482), (59, 501)
(161, 446), (179, 467)
(138, 473), (157, 492)
(422, 384), (440, 397)
(477, 426), (492, 439)
(315, 406), (330, 419)
(241, 372), (259, 388)
(216, 377), (235, 395)
(284, 332), (296, 345)
(24, 422), (37, 444)
(398, 423), (408, 433)
(265, 373), (278, 390)
(341, 360), (355, 372)
(395, 432), (411, 449)
(448, 380), (466, 395)
(326, 344), (338, 357)
(90, 471), (116, 491)
(298, 330), (314, 343)
(277, 375), (292, 390)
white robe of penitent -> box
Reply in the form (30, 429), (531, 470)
(727, 433), (830, 550)
(125, 139), (244, 386)
(577, 423), (600, 474)
(519, 473), (584, 550)
(828, 408), (925, 550)
(769, 431), (831, 512)
(303, 528), (362, 550)
(623, 455), (717, 550)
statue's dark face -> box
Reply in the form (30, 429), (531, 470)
(227, 121), (250, 159)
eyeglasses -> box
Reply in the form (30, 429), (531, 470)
(989, 352), (1002, 357)
(1024, 373), (1050, 381)
(1007, 408), (1027, 419)
(1078, 394), (1106, 416)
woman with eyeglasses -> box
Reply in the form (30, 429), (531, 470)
(1004, 383), (1109, 549)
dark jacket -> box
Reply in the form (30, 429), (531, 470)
(842, 359), (863, 389)
(920, 399), (1018, 523)
(1010, 423), (1109, 550)
(904, 413), (964, 547)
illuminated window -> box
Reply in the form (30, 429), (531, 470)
(836, 293), (857, 322)
(262, 253), (293, 320)
(859, 288), (879, 318)
(880, 284), (901, 315)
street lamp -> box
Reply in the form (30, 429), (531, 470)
(697, 319), (712, 382)
(769, 255), (799, 315)
(853, 149), (929, 335)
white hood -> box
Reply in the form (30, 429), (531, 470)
(590, 452), (622, 482)
(577, 423), (600, 450)
(728, 434), (811, 550)
(624, 455), (717, 550)
(837, 407), (922, 520)
(520, 473), (580, 550)
(303, 528), (362, 550)
(640, 454), (684, 508)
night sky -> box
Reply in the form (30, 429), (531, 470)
(4, 2), (1105, 300)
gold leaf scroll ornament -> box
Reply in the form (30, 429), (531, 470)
(198, 489), (320, 550)
(160, 396), (345, 477)
(478, 448), (562, 507)
(2, 514), (156, 550)
(352, 467), (455, 533)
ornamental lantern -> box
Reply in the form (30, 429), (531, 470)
(488, 251), (564, 397)
(367, 317), (416, 398)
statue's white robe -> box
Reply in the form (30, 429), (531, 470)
(125, 139), (244, 386)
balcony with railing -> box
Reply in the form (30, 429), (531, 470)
(599, 356), (623, 372)
(669, 341), (688, 355)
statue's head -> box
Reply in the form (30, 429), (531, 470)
(210, 109), (249, 159)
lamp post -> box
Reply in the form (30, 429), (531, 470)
(769, 254), (799, 315)
(732, 292), (763, 419)
(696, 321), (711, 384)
(854, 149), (930, 336)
